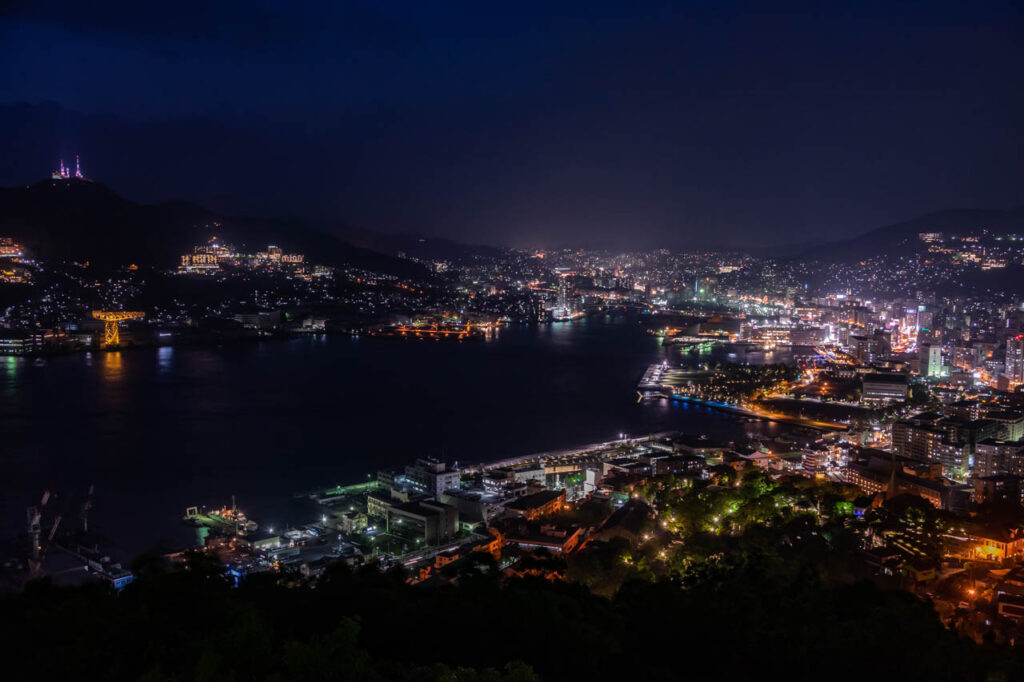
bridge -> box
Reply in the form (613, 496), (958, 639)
(91, 310), (145, 347)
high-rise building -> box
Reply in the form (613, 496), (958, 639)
(918, 343), (941, 377)
(1006, 335), (1024, 386)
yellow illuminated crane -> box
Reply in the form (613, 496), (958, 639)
(91, 310), (145, 347)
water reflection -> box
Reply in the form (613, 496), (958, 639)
(0, 356), (22, 398)
(5, 320), (755, 556)
(101, 351), (124, 381)
(157, 346), (174, 373)
(2, 355), (22, 377)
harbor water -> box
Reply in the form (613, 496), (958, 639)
(0, 317), (784, 556)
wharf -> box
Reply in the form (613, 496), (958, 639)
(299, 480), (382, 503)
(461, 431), (679, 474)
(637, 363), (846, 431)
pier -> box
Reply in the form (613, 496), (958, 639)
(637, 363), (847, 431)
(461, 431), (680, 473)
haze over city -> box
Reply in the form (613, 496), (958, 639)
(6, 3), (1024, 681)
(2, 0), (1023, 249)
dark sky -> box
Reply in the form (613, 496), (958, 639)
(1, 1), (1022, 250)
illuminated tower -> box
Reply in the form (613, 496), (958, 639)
(52, 156), (84, 180)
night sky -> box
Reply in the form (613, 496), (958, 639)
(1, 1), (1022, 250)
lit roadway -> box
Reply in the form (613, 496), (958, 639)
(737, 401), (848, 431)
(669, 394), (848, 431)
(462, 431), (679, 473)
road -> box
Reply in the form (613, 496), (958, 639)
(461, 432), (680, 473)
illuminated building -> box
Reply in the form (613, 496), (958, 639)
(987, 411), (1024, 442)
(312, 265), (335, 278)
(790, 326), (826, 346)
(503, 522), (581, 553)
(755, 327), (791, 349)
(386, 500), (458, 545)
(971, 528), (1024, 561)
(996, 567), (1024, 620)
(180, 253), (220, 272)
(178, 238), (235, 272)
(801, 445), (829, 475)
(952, 344), (980, 371)
(404, 458), (461, 500)
(0, 329), (44, 355)
(253, 245), (303, 266)
(973, 475), (1022, 506)
(504, 489), (566, 520)
(848, 335), (874, 363)
(550, 275), (582, 321)
(892, 418), (945, 462)
(367, 489), (404, 519)
(975, 439), (1024, 478)
(0, 262), (30, 283)
(0, 238), (22, 257)
(844, 451), (970, 511)
(918, 343), (942, 377)
(937, 440), (970, 480)
(232, 311), (282, 330)
(860, 373), (908, 403)
(1006, 335), (1024, 386)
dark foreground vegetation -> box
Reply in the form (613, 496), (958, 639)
(2, 548), (1020, 682)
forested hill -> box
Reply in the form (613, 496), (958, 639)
(0, 178), (427, 278)
(0, 554), (1011, 682)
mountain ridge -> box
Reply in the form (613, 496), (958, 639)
(0, 178), (428, 278)
(799, 206), (1024, 262)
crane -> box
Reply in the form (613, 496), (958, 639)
(91, 310), (145, 347)
(81, 484), (95, 534)
(26, 490), (51, 561)
(26, 491), (54, 579)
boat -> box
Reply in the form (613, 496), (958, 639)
(183, 499), (258, 535)
(550, 307), (584, 322)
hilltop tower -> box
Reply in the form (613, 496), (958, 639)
(52, 155), (85, 180)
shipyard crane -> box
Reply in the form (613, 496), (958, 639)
(91, 310), (145, 347)
(81, 484), (95, 534)
(27, 514), (64, 580)
(33, 514), (63, 574)
(26, 490), (51, 561)
(26, 491), (54, 579)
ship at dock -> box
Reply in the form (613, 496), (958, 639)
(369, 323), (485, 341)
(183, 498), (258, 537)
(550, 306), (584, 322)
